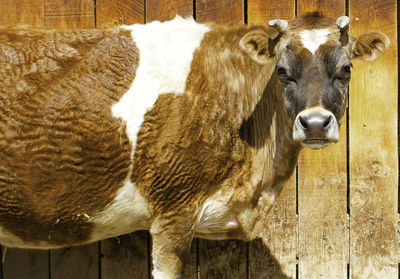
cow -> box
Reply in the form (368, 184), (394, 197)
(0, 12), (389, 278)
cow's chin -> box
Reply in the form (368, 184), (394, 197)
(300, 139), (333, 149)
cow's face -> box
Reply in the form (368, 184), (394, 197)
(269, 14), (389, 149)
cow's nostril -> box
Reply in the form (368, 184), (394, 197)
(298, 116), (308, 129)
(323, 115), (333, 129)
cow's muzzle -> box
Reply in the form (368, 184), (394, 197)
(293, 107), (339, 149)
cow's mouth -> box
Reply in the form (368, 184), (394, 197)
(301, 139), (331, 149)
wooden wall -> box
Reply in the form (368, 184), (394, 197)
(0, 0), (397, 278)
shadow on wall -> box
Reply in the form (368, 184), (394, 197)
(250, 238), (293, 279)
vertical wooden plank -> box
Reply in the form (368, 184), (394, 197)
(42, 2), (99, 278)
(3, 249), (49, 279)
(0, 1), (48, 278)
(96, 0), (144, 27)
(296, 1), (349, 278)
(101, 232), (149, 279)
(144, 2), (197, 277)
(248, 0), (295, 23)
(196, 0), (243, 24)
(146, 0), (192, 22)
(0, 0), (44, 27)
(349, 0), (398, 278)
(195, 1), (246, 278)
(247, 3), (297, 278)
(96, 2), (148, 278)
(44, 0), (95, 28)
(248, 179), (297, 279)
(51, 244), (98, 279)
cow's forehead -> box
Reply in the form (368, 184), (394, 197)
(277, 27), (347, 66)
(298, 28), (332, 54)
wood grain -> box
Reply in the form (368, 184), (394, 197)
(146, 0), (192, 22)
(297, 0), (346, 18)
(42, 3), (99, 277)
(44, 0), (95, 28)
(248, 177), (297, 279)
(101, 232), (149, 279)
(96, 0), (144, 27)
(196, 2), (246, 277)
(144, 3), (196, 277)
(0, 3), (48, 277)
(3, 249), (49, 279)
(0, 0), (44, 27)
(296, 2), (349, 278)
(349, 0), (399, 278)
(247, 3), (297, 278)
(196, 0), (243, 24)
(199, 240), (247, 278)
(51, 244), (99, 279)
(248, 0), (295, 24)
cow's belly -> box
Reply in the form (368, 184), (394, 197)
(0, 178), (150, 249)
(89, 178), (151, 242)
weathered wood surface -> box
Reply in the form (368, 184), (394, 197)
(3, 249), (49, 279)
(196, 0), (243, 24)
(0, 0), (44, 27)
(349, 0), (399, 278)
(44, 0), (94, 28)
(195, 1), (248, 278)
(146, 0), (192, 22)
(96, 0), (144, 27)
(51, 244), (99, 279)
(247, 2), (297, 278)
(101, 232), (149, 279)
(0, 1), (398, 279)
(296, 1), (350, 278)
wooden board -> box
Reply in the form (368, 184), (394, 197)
(3, 249), (49, 279)
(0, 0), (44, 27)
(247, 2), (297, 278)
(248, 177), (297, 279)
(348, 0), (399, 278)
(195, 1), (247, 277)
(248, 0), (295, 22)
(296, 1), (349, 278)
(44, 0), (94, 28)
(199, 240), (247, 278)
(101, 232), (149, 279)
(43, 3), (100, 277)
(297, 0), (346, 18)
(96, 0), (144, 27)
(50, 244), (99, 279)
(0, 2), (47, 278)
(195, 0), (243, 24)
(146, 0), (192, 22)
(143, 2), (197, 277)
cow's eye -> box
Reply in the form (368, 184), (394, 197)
(276, 66), (287, 76)
(342, 63), (352, 74)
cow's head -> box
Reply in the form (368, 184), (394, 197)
(269, 12), (389, 149)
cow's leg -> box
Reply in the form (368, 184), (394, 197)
(150, 215), (195, 279)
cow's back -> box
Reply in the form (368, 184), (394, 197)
(0, 28), (138, 247)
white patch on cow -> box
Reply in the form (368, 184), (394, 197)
(196, 188), (237, 236)
(299, 29), (331, 54)
(112, 16), (210, 156)
(89, 170), (150, 241)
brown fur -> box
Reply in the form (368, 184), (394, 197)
(289, 11), (335, 31)
(0, 13), (389, 278)
(0, 28), (137, 246)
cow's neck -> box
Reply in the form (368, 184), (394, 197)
(241, 71), (301, 190)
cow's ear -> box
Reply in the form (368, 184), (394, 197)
(239, 28), (279, 64)
(351, 31), (390, 61)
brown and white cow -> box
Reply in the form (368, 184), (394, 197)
(0, 12), (389, 278)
